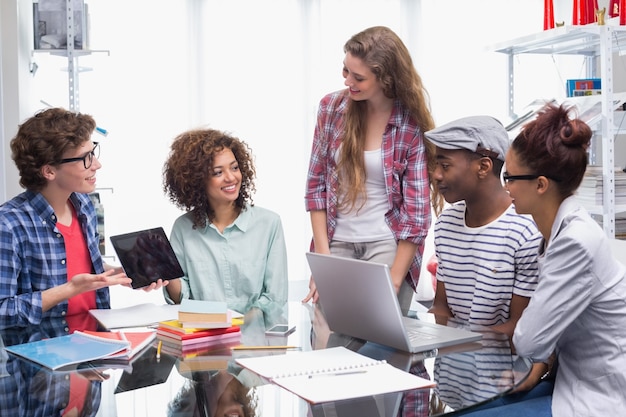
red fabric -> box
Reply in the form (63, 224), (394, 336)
(56, 206), (96, 327)
(62, 374), (89, 416)
(426, 254), (438, 293)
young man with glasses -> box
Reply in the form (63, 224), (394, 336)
(0, 107), (131, 331)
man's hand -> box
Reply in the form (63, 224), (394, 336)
(67, 269), (132, 294)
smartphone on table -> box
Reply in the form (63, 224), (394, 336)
(265, 324), (296, 336)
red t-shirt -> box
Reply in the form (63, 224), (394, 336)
(56, 206), (97, 324)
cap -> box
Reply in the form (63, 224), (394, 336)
(424, 116), (510, 161)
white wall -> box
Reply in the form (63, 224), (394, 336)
(1, 0), (616, 305)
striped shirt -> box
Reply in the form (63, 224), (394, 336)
(304, 89), (431, 289)
(434, 202), (541, 325)
(0, 191), (109, 330)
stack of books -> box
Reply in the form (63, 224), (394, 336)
(575, 166), (626, 208)
(156, 299), (242, 354)
(575, 166), (626, 238)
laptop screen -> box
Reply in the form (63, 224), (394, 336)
(110, 227), (184, 289)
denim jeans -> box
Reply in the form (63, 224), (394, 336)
(454, 380), (554, 417)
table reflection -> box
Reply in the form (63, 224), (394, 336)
(429, 320), (530, 415)
(0, 320), (105, 417)
(167, 369), (257, 417)
(0, 303), (531, 417)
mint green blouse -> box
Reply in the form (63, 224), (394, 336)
(164, 205), (288, 314)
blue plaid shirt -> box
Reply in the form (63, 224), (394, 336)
(0, 191), (109, 329)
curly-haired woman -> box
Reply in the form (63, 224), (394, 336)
(162, 129), (287, 315)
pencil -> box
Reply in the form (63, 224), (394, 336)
(156, 340), (162, 361)
(231, 345), (300, 350)
(308, 370), (367, 378)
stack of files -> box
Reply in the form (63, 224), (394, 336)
(576, 166), (626, 208)
(4, 331), (132, 371)
(156, 320), (241, 352)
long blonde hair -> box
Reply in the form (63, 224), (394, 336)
(338, 26), (443, 215)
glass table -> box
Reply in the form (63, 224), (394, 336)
(0, 301), (531, 417)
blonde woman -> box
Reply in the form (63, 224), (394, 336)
(303, 26), (438, 314)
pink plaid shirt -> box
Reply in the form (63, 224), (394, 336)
(304, 89), (431, 290)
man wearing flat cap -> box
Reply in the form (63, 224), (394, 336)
(424, 115), (541, 336)
(425, 117), (557, 411)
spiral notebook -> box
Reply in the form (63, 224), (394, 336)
(235, 346), (434, 404)
(4, 331), (130, 371)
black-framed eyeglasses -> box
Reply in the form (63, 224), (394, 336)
(501, 172), (561, 185)
(501, 173), (540, 183)
(58, 142), (100, 169)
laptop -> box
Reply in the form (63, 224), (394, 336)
(306, 252), (482, 353)
(110, 227), (184, 289)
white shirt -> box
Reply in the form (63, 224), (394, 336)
(514, 196), (626, 416)
(333, 148), (394, 242)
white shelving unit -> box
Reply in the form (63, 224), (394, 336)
(493, 23), (626, 238)
(32, 0), (108, 112)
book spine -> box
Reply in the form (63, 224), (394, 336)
(178, 312), (228, 322)
(157, 325), (240, 340)
(157, 331), (241, 346)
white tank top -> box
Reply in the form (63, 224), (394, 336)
(333, 148), (394, 242)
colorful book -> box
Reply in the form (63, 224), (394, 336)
(157, 333), (241, 358)
(80, 330), (156, 359)
(157, 332), (241, 354)
(159, 317), (243, 333)
(566, 78), (601, 97)
(156, 324), (240, 343)
(4, 332), (130, 371)
(178, 299), (228, 323)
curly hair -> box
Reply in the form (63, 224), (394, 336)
(340, 26), (442, 215)
(167, 372), (257, 417)
(511, 103), (591, 198)
(163, 129), (256, 229)
(10, 107), (96, 191)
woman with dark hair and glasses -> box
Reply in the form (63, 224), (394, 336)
(0, 107), (131, 331)
(465, 103), (626, 416)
